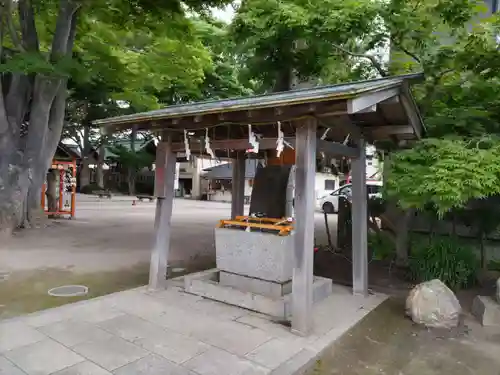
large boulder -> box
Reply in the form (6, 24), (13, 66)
(406, 279), (461, 329)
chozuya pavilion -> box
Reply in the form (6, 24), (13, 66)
(95, 73), (424, 336)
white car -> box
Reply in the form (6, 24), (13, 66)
(317, 181), (383, 214)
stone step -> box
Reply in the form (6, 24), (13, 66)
(472, 295), (500, 327)
(184, 269), (333, 320)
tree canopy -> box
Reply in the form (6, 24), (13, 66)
(385, 14), (500, 214)
(2, 0), (500, 233)
(230, 0), (486, 90)
(229, 0), (500, 218)
(0, 0), (236, 231)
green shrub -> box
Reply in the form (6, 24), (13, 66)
(80, 183), (100, 194)
(368, 231), (395, 261)
(409, 238), (478, 290)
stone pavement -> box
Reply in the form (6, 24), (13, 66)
(0, 282), (385, 375)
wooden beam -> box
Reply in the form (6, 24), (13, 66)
(231, 152), (246, 219)
(171, 138), (294, 152)
(175, 136), (361, 159)
(317, 139), (359, 159)
(365, 125), (414, 139)
(351, 138), (368, 296)
(357, 104), (377, 113)
(291, 117), (317, 336)
(399, 85), (423, 139)
(347, 87), (400, 114)
(145, 102), (346, 132)
(150, 137), (176, 290)
(321, 115), (363, 143)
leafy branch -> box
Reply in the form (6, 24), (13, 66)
(107, 144), (155, 171)
(391, 40), (421, 64)
(386, 137), (500, 216)
(331, 43), (388, 77)
(2, 0), (25, 52)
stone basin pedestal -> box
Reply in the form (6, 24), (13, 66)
(183, 228), (332, 319)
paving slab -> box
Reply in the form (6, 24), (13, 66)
(185, 297), (249, 320)
(51, 361), (112, 375)
(71, 336), (149, 372)
(245, 338), (305, 370)
(0, 355), (27, 375)
(39, 320), (113, 347)
(97, 314), (162, 342)
(113, 354), (196, 375)
(0, 321), (45, 353)
(236, 314), (301, 340)
(269, 348), (317, 375)
(185, 317), (274, 356)
(102, 292), (170, 321)
(97, 313), (211, 364)
(69, 301), (125, 324)
(0, 283), (387, 375)
(23, 307), (77, 328)
(142, 304), (233, 338)
(3, 339), (84, 375)
(132, 328), (211, 364)
(184, 347), (270, 375)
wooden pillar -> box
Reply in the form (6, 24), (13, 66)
(149, 136), (176, 290)
(291, 118), (317, 336)
(351, 138), (368, 296)
(231, 152), (246, 219)
(285, 166), (295, 218)
(191, 157), (202, 199)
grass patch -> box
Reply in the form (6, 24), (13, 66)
(0, 263), (149, 319)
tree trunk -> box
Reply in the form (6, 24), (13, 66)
(274, 68), (293, 92)
(0, 188), (22, 238)
(395, 208), (414, 266)
(46, 169), (59, 217)
(96, 143), (105, 188)
(20, 64), (72, 226)
(80, 161), (90, 188)
(3, 77), (70, 231)
(25, 169), (45, 226)
(80, 122), (91, 188)
(127, 170), (136, 196)
(0, 1), (80, 234)
(128, 126), (137, 195)
(0, 106), (22, 235)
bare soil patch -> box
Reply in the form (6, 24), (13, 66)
(309, 298), (500, 375)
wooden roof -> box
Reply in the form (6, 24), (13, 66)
(94, 73), (425, 146)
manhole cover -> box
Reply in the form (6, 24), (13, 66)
(48, 285), (88, 297)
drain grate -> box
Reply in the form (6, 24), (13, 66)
(48, 285), (88, 297)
